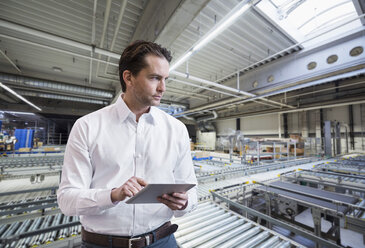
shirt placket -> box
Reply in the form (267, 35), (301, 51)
(134, 120), (146, 234)
(135, 121), (145, 178)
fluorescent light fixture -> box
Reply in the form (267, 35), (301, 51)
(169, 0), (251, 72)
(193, 4), (251, 51)
(169, 51), (193, 71)
(0, 82), (42, 111)
(0, 111), (35, 115)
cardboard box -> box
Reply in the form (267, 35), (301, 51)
(190, 142), (195, 151)
(290, 134), (303, 143)
(19, 147), (31, 152)
(290, 148), (304, 155)
(44, 147), (61, 152)
(195, 151), (210, 158)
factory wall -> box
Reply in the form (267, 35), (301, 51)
(215, 103), (365, 152)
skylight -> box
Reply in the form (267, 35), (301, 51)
(257, 0), (362, 47)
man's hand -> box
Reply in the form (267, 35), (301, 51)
(157, 192), (188, 210)
(111, 176), (147, 202)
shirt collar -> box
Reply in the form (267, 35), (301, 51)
(115, 95), (158, 125)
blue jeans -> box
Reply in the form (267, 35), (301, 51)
(81, 234), (178, 248)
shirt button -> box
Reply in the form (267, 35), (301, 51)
(136, 154), (142, 158)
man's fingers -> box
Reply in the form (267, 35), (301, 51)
(123, 188), (134, 198)
(157, 197), (186, 210)
(136, 177), (148, 187)
(172, 192), (188, 200)
(159, 194), (186, 206)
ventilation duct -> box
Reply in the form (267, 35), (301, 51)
(0, 73), (113, 99)
(196, 111), (218, 132)
(198, 122), (216, 132)
(196, 111), (218, 123)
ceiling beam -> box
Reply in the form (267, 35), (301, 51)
(131, 0), (182, 42)
(353, 0), (365, 25)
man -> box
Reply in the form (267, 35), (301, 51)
(57, 41), (198, 248)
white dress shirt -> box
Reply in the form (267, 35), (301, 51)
(57, 95), (197, 236)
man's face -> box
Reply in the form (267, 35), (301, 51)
(127, 55), (169, 108)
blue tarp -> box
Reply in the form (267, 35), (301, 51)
(14, 129), (34, 150)
(192, 156), (213, 161)
(0, 120), (2, 131)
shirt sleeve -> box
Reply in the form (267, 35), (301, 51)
(173, 125), (198, 217)
(57, 119), (116, 216)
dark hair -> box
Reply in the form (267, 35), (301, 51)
(118, 40), (172, 92)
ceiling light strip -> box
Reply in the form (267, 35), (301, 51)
(0, 82), (42, 111)
(169, 0), (251, 71)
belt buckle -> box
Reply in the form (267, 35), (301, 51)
(128, 236), (141, 248)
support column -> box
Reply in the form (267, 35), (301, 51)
(315, 110), (322, 155)
(301, 111), (309, 138)
(312, 208), (322, 248)
(283, 113), (289, 138)
(324, 121), (332, 157)
(278, 113), (282, 138)
(349, 105), (355, 150)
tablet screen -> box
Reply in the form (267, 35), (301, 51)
(126, 183), (195, 204)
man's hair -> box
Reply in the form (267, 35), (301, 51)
(119, 40), (172, 92)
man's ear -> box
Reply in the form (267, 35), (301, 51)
(123, 70), (133, 88)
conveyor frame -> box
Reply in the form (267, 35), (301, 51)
(211, 190), (342, 248)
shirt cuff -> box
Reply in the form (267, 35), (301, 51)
(96, 188), (117, 210)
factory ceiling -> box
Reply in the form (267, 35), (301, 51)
(0, 0), (364, 124)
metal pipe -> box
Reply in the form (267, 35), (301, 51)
(219, 226), (261, 248)
(177, 216), (239, 244)
(219, 68), (365, 109)
(0, 49), (21, 73)
(256, 236), (280, 248)
(278, 79), (365, 102)
(104, 0), (127, 74)
(171, 71), (294, 110)
(175, 212), (231, 238)
(174, 208), (225, 227)
(180, 219), (245, 248)
(0, 34), (119, 67)
(95, 0), (112, 76)
(236, 231), (270, 248)
(89, 0), (97, 85)
(0, 20), (119, 60)
(220, 99), (365, 120)
(273, 240), (291, 248)
(198, 222), (253, 248)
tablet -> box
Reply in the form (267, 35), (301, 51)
(126, 183), (195, 204)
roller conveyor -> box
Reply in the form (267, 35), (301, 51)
(0, 156), (64, 169)
(256, 181), (358, 213)
(0, 214), (80, 247)
(171, 201), (304, 248)
(301, 171), (365, 184)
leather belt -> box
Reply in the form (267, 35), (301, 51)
(81, 222), (178, 248)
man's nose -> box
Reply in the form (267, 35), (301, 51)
(157, 80), (166, 92)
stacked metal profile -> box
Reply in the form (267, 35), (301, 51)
(172, 201), (304, 248)
(0, 155), (63, 170)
